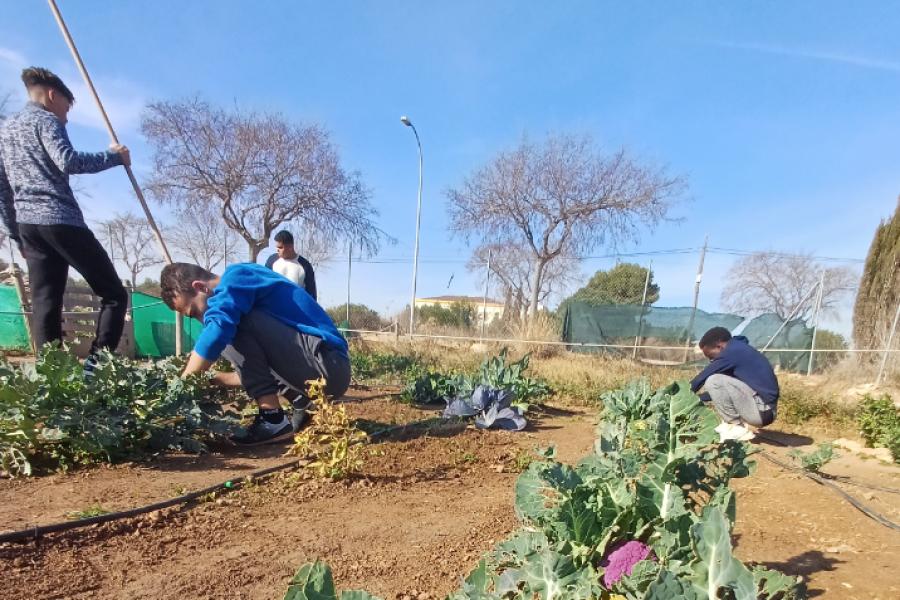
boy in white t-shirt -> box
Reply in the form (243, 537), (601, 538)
(264, 230), (317, 300)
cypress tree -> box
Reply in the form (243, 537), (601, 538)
(853, 196), (900, 350)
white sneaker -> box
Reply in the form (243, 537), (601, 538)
(714, 422), (729, 434)
(719, 423), (755, 443)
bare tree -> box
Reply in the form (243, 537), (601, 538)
(167, 203), (242, 271)
(141, 97), (384, 262)
(446, 133), (687, 321)
(96, 212), (164, 285)
(0, 88), (13, 120)
(720, 250), (859, 321)
(467, 242), (579, 319)
(291, 230), (336, 271)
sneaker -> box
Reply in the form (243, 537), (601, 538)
(230, 414), (293, 445)
(718, 423), (755, 443)
(83, 354), (99, 378)
(714, 422), (730, 434)
(291, 401), (316, 433)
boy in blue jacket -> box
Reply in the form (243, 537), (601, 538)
(690, 327), (779, 442)
(160, 262), (350, 445)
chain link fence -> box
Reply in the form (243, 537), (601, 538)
(316, 244), (900, 380)
(5, 242), (900, 381)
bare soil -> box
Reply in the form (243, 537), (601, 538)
(1, 389), (899, 600)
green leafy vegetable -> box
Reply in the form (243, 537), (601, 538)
(0, 346), (242, 476)
(283, 560), (381, 600)
(289, 378), (804, 600)
(788, 443), (837, 473)
(401, 348), (551, 409)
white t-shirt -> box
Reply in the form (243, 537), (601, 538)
(273, 257), (307, 288)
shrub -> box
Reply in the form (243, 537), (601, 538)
(325, 303), (383, 331)
(857, 393), (900, 463)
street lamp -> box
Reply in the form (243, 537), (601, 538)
(401, 116), (423, 335)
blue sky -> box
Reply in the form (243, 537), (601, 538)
(1, 1), (898, 334)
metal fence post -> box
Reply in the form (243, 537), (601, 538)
(683, 236), (708, 362)
(346, 242), (352, 327)
(481, 251), (491, 342)
(807, 269), (826, 376)
(632, 260), (651, 360)
(876, 294), (900, 386)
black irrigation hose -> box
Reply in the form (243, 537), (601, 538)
(818, 475), (900, 495)
(755, 434), (900, 495)
(0, 417), (445, 545)
(759, 451), (900, 533)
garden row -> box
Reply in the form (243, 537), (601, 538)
(287, 378), (807, 600)
(4, 342), (900, 480)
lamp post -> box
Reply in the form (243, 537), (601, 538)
(401, 116), (423, 335)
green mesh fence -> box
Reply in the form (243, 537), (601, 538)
(131, 292), (201, 358)
(0, 284), (31, 351)
(561, 301), (814, 372)
(0, 286), (201, 358)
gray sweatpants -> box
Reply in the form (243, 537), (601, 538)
(699, 374), (776, 427)
(220, 310), (350, 407)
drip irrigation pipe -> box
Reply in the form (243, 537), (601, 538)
(0, 416), (444, 545)
(759, 451), (900, 532)
(754, 434), (900, 495)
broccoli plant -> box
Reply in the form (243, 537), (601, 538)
(0, 346), (242, 477)
(788, 443), (838, 474)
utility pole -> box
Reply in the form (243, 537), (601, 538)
(684, 236), (708, 362)
(108, 224), (115, 266)
(481, 250), (492, 342)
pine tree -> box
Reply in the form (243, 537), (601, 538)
(853, 196), (900, 350)
(562, 262), (659, 307)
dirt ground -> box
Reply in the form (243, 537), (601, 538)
(1, 389), (899, 600)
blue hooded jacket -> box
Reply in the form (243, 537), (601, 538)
(192, 263), (347, 362)
(690, 335), (779, 404)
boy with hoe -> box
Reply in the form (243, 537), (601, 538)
(161, 262), (350, 445)
(691, 327), (779, 442)
(0, 68), (131, 372)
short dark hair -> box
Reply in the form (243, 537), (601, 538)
(274, 230), (294, 245)
(160, 263), (216, 310)
(21, 67), (75, 106)
(699, 327), (731, 348)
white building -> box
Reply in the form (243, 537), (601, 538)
(414, 295), (505, 324)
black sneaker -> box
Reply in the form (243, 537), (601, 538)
(230, 414), (293, 445)
(291, 400), (316, 433)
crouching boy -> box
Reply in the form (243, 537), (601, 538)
(161, 262), (350, 445)
(690, 327), (779, 443)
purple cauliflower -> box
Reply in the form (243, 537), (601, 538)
(599, 540), (654, 588)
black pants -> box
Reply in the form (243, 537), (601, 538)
(220, 310), (351, 404)
(19, 224), (128, 355)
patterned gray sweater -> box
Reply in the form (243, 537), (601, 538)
(0, 102), (123, 243)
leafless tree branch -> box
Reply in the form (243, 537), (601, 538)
(446, 132), (688, 320)
(140, 97), (385, 262)
(95, 212), (165, 285)
(720, 250), (859, 322)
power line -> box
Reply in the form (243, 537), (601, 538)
(316, 246), (865, 265)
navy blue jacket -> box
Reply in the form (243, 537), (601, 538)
(690, 335), (779, 404)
